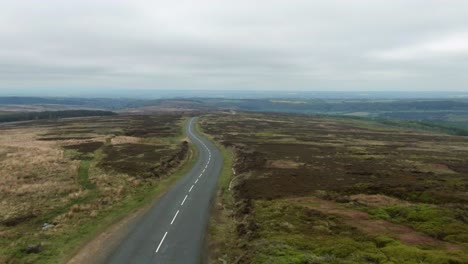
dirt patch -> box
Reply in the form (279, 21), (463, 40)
(266, 159), (303, 169)
(350, 194), (411, 207)
(110, 136), (140, 145)
(431, 163), (450, 170)
(38, 136), (95, 141)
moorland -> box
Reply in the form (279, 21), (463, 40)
(201, 112), (468, 264)
(1, 95), (468, 264)
(2, 96), (468, 134)
(0, 114), (193, 263)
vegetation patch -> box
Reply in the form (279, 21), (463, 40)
(368, 205), (468, 244)
(98, 142), (188, 178)
(201, 112), (468, 263)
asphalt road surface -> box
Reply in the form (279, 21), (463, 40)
(105, 117), (222, 264)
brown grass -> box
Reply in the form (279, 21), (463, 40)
(110, 136), (140, 145)
(0, 128), (80, 226)
(266, 159), (303, 169)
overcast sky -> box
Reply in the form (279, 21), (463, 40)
(1, 0), (468, 92)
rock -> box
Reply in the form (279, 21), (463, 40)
(42, 223), (54, 230)
(218, 256), (228, 264)
(25, 244), (42, 254)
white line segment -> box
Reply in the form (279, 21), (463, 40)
(181, 195), (188, 205)
(155, 231), (168, 253)
(170, 210), (179, 225)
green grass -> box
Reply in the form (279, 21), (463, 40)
(78, 160), (95, 190)
(249, 200), (468, 264)
(368, 205), (468, 244)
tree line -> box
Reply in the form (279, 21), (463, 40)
(0, 110), (116, 123)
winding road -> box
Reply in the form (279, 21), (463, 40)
(105, 117), (222, 264)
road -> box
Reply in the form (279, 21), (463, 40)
(105, 117), (222, 264)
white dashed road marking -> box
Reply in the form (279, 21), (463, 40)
(155, 232), (168, 253)
(170, 210), (179, 225)
(155, 118), (214, 254)
(181, 195), (188, 205)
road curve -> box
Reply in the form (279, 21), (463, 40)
(105, 117), (222, 264)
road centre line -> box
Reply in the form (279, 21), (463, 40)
(155, 232), (168, 253)
(155, 119), (211, 254)
(181, 195), (188, 205)
(170, 210), (179, 225)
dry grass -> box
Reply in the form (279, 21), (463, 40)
(266, 159), (303, 169)
(0, 128), (80, 226)
(110, 136), (140, 145)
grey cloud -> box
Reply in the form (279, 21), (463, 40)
(0, 0), (468, 91)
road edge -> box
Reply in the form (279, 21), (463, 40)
(194, 116), (238, 264)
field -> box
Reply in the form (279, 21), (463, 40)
(201, 112), (468, 264)
(0, 114), (192, 263)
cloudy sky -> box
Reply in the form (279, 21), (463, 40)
(1, 0), (468, 92)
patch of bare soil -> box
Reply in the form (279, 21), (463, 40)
(288, 196), (461, 250)
(350, 194), (412, 207)
(110, 136), (140, 145)
(266, 159), (303, 169)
